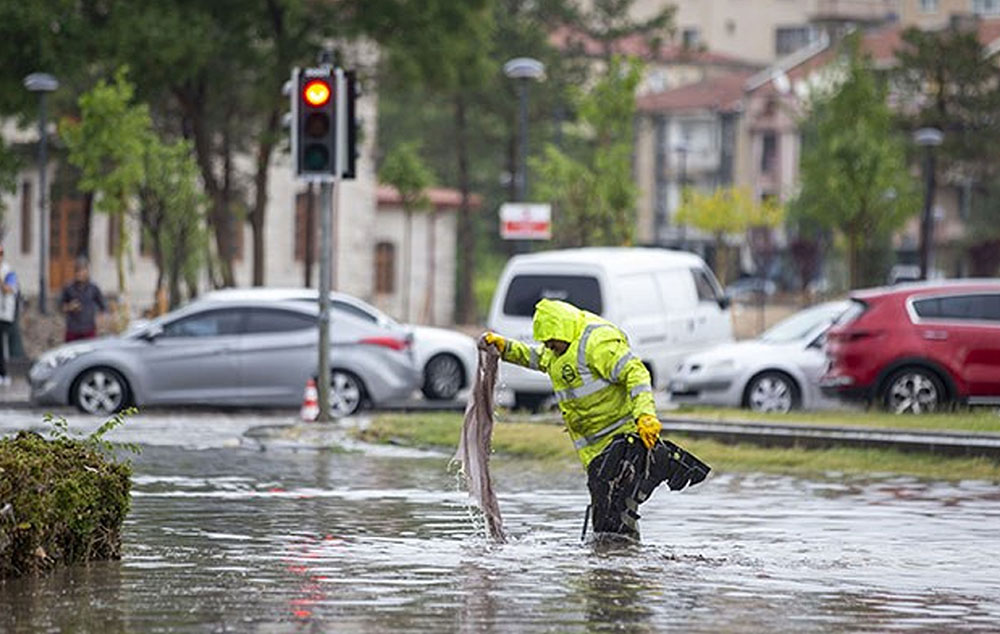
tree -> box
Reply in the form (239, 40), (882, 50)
(675, 186), (757, 282)
(532, 56), (643, 247)
(792, 37), (918, 288)
(895, 24), (1000, 275)
(369, 0), (496, 323)
(60, 69), (151, 308)
(379, 143), (433, 323)
(139, 139), (209, 309)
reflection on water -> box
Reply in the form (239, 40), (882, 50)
(2, 444), (1000, 632)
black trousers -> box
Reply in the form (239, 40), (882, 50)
(586, 433), (711, 538)
(0, 321), (10, 377)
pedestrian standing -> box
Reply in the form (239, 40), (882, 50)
(60, 257), (106, 342)
(0, 245), (19, 386)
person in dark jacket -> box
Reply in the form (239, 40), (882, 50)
(60, 257), (106, 342)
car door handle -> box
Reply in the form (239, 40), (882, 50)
(921, 330), (948, 341)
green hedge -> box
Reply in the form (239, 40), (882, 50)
(0, 430), (132, 578)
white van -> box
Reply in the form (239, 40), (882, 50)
(487, 247), (733, 409)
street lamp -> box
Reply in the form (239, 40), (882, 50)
(23, 72), (59, 314)
(913, 127), (943, 281)
(503, 57), (545, 203)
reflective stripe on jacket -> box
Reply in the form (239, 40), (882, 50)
(501, 299), (656, 468)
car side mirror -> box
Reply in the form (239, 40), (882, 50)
(141, 324), (164, 341)
(717, 295), (732, 310)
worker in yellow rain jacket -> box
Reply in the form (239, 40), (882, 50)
(482, 298), (709, 541)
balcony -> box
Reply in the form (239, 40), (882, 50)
(810, 0), (898, 25)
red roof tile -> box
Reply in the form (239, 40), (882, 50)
(549, 25), (756, 67)
(377, 185), (482, 210)
(637, 70), (756, 112)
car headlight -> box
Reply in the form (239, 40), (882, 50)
(35, 344), (95, 371)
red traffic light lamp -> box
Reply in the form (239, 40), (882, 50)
(303, 79), (331, 107)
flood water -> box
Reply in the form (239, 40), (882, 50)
(2, 409), (1000, 632)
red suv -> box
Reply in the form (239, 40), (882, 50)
(822, 280), (1000, 413)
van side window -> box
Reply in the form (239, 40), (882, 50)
(691, 268), (721, 303)
(503, 275), (603, 316)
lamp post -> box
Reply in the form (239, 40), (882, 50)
(503, 58), (545, 202)
(913, 127), (943, 281)
(23, 72), (59, 314)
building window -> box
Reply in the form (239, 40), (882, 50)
(682, 28), (700, 49)
(20, 180), (32, 255)
(375, 242), (395, 294)
(920, 0), (939, 11)
(973, 0), (1000, 15)
(775, 26), (815, 56)
(294, 190), (317, 262)
(760, 133), (777, 174)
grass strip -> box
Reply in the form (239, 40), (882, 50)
(667, 406), (1000, 433)
(360, 412), (1000, 481)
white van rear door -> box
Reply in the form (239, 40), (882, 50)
(654, 268), (700, 381)
(690, 266), (733, 346)
(614, 272), (669, 385)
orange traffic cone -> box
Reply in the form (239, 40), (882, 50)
(300, 378), (319, 422)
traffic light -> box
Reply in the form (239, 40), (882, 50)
(294, 68), (336, 178)
(342, 70), (358, 180)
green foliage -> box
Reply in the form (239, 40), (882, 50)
(379, 143), (433, 212)
(0, 137), (19, 222)
(532, 56), (643, 247)
(139, 139), (209, 308)
(792, 36), (918, 288)
(60, 68), (153, 296)
(0, 412), (136, 578)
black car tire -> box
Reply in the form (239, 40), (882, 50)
(421, 353), (465, 401)
(330, 370), (365, 418)
(72, 367), (131, 415)
(513, 392), (547, 413)
(880, 366), (945, 414)
(744, 371), (800, 413)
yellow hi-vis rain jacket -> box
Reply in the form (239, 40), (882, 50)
(500, 298), (657, 468)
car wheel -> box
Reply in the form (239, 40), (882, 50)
(514, 392), (547, 413)
(881, 367), (945, 414)
(745, 371), (800, 413)
(72, 367), (130, 415)
(421, 354), (464, 401)
(330, 370), (364, 417)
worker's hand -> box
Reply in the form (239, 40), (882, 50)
(637, 414), (661, 449)
(479, 331), (506, 354)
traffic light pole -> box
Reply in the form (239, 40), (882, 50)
(315, 68), (347, 422)
(317, 177), (333, 422)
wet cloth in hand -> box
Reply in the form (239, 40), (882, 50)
(453, 345), (506, 542)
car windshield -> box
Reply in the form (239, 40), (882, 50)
(759, 302), (848, 344)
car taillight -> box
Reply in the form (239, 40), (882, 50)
(360, 336), (409, 351)
(828, 329), (879, 344)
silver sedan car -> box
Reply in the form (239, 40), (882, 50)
(29, 298), (421, 416)
(669, 301), (850, 413)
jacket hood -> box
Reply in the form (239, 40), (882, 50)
(532, 299), (585, 342)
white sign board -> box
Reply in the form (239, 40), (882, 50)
(500, 203), (551, 240)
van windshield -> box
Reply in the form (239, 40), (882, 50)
(503, 275), (603, 316)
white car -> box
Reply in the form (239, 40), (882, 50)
(669, 301), (850, 413)
(202, 288), (478, 401)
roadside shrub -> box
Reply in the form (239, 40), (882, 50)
(0, 412), (135, 578)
